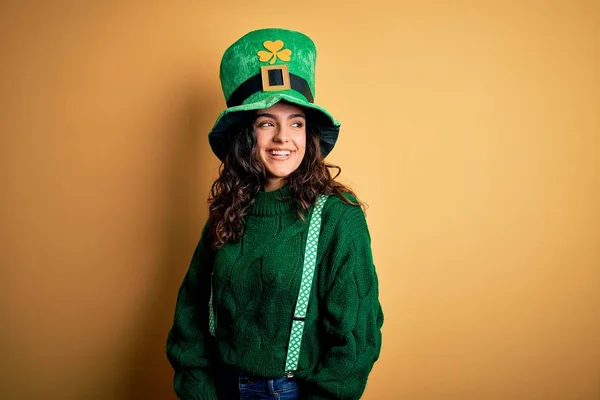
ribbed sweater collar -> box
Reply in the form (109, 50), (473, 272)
(251, 186), (296, 217)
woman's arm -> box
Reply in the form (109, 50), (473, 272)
(166, 223), (219, 400)
(304, 205), (384, 399)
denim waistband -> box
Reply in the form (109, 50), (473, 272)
(216, 367), (299, 398)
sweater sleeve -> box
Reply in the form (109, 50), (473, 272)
(166, 223), (219, 400)
(303, 205), (384, 400)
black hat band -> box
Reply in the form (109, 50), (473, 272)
(226, 66), (314, 108)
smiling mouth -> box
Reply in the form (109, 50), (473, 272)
(269, 150), (292, 156)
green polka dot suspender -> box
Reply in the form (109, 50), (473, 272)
(208, 194), (329, 377)
(285, 194), (328, 377)
(208, 274), (216, 337)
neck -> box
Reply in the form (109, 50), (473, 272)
(251, 185), (295, 216)
(264, 177), (285, 192)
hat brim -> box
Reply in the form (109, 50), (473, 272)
(208, 92), (340, 162)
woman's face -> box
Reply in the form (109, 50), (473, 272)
(254, 101), (306, 191)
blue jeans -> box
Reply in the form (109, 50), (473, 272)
(216, 369), (300, 400)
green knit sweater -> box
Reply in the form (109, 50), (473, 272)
(166, 186), (383, 399)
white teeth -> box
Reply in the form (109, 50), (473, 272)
(270, 150), (291, 156)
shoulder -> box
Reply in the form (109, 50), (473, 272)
(320, 191), (369, 240)
(321, 191), (363, 218)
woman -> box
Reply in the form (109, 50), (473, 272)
(166, 28), (383, 400)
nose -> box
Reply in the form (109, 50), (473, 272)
(273, 125), (290, 143)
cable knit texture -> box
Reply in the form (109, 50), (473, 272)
(166, 186), (383, 399)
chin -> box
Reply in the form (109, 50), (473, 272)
(263, 163), (300, 180)
(267, 170), (293, 180)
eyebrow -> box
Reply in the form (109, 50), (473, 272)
(255, 113), (306, 120)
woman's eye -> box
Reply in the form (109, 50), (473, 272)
(257, 121), (274, 128)
(292, 122), (304, 128)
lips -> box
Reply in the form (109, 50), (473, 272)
(269, 150), (291, 156)
(267, 149), (295, 161)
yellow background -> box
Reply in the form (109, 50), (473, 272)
(1, 1), (599, 399)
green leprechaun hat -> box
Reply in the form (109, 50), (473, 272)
(208, 28), (340, 162)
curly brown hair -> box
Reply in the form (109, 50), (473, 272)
(207, 108), (364, 249)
